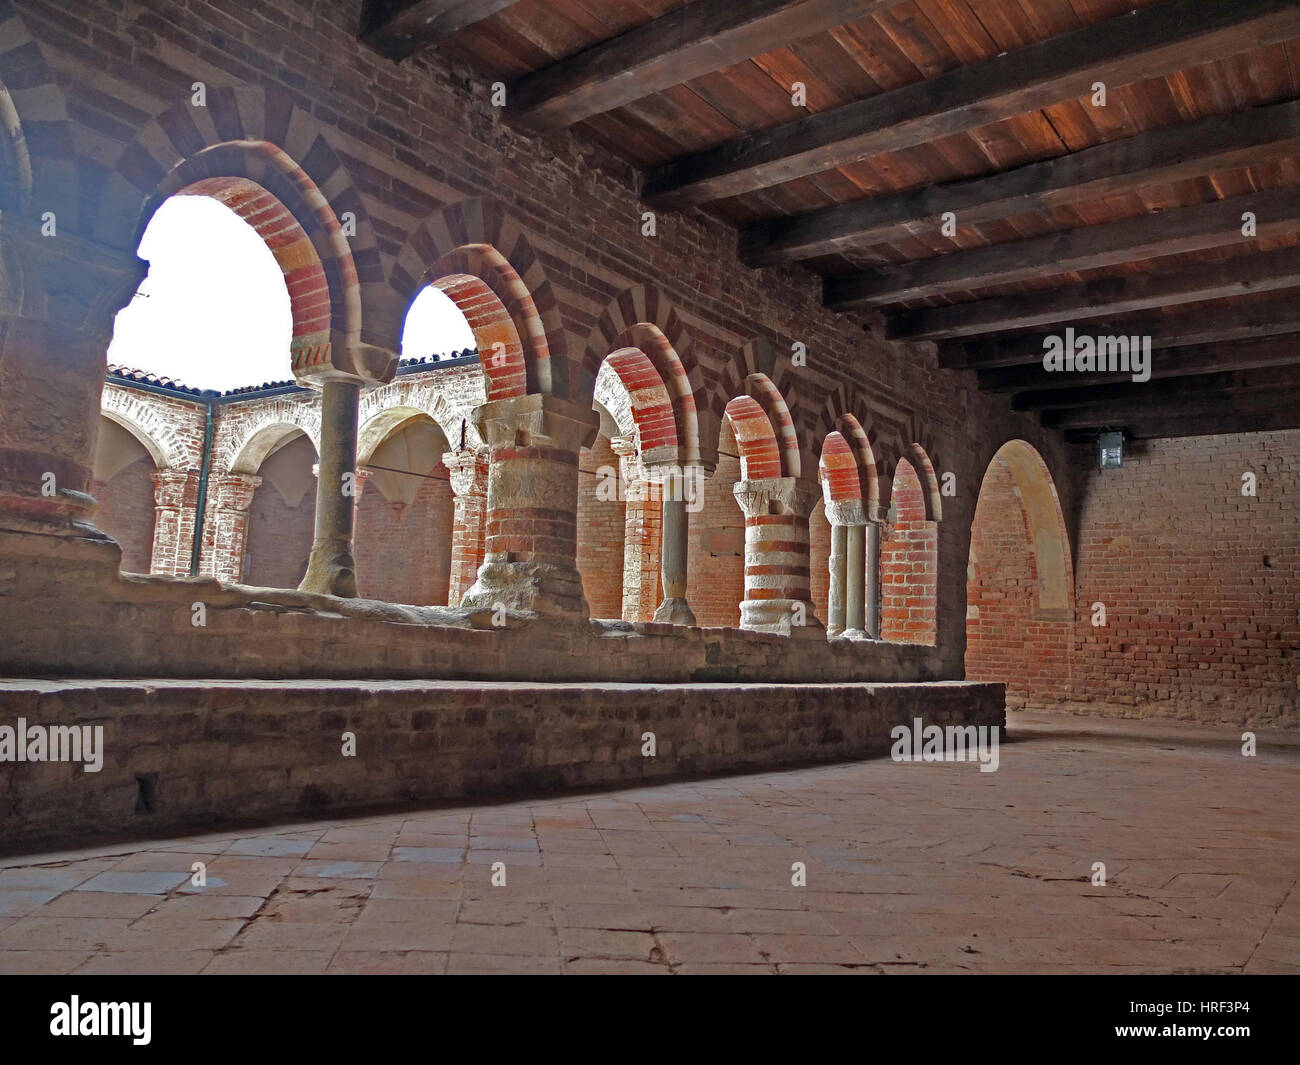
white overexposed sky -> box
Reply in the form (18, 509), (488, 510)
(107, 196), (475, 392)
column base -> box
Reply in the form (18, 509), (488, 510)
(652, 596), (696, 626)
(461, 560), (589, 619)
(299, 538), (358, 598)
(739, 598), (825, 636)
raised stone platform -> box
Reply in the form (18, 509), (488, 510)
(0, 678), (1003, 854)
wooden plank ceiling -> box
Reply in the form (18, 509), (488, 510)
(361, 0), (1300, 443)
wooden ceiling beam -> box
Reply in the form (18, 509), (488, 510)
(510, 1), (899, 133)
(977, 334), (1300, 394)
(360, 0), (519, 60)
(1041, 389), (1288, 431)
(642, 0), (1300, 207)
(940, 298), (1300, 371)
(1064, 410), (1300, 441)
(1013, 363), (1300, 412)
(889, 244), (1300, 342)
(743, 100), (1300, 267)
(826, 186), (1300, 310)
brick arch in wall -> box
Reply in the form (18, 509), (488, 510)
(0, 11), (68, 221)
(709, 338), (805, 477)
(100, 387), (200, 472)
(580, 284), (703, 467)
(723, 395), (782, 481)
(357, 402), (450, 467)
(815, 387), (881, 520)
(92, 88), (390, 381)
(390, 198), (564, 398)
(359, 377), (474, 456)
(818, 432), (861, 504)
(874, 410), (944, 523)
(973, 439), (1074, 615)
(224, 409), (322, 476)
(881, 449), (940, 646)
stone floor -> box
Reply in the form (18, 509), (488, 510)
(1, 711), (1296, 975)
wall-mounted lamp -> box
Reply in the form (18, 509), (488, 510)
(1099, 429), (1124, 469)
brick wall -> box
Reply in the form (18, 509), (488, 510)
(881, 460), (938, 644)
(355, 468), (455, 605)
(93, 457), (157, 574)
(0, 677), (1005, 853)
(1067, 431), (1300, 727)
(576, 434), (626, 620)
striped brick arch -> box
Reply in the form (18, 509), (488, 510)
(818, 432), (861, 504)
(603, 348), (677, 466)
(815, 388), (880, 518)
(92, 88), (386, 381)
(709, 337), (805, 476)
(0, 10), (68, 220)
(425, 256), (528, 403)
(723, 396), (782, 481)
(390, 198), (564, 398)
(581, 284), (702, 467)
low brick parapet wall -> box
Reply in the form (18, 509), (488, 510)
(0, 678), (1004, 855)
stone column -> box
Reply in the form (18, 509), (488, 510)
(0, 230), (146, 540)
(826, 522), (847, 636)
(149, 468), (200, 577)
(204, 472), (261, 585)
(823, 498), (868, 639)
(732, 477), (822, 635)
(866, 521), (883, 639)
(299, 377), (361, 597)
(444, 448), (490, 607)
(461, 393), (600, 619)
(845, 523), (867, 637)
(653, 466), (697, 626)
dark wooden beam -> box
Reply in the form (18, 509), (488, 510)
(1014, 364), (1300, 412)
(1064, 410), (1300, 441)
(941, 297), (1300, 371)
(360, 0), (518, 60)
(827, 186), (1300, 310)
(743, 100), (1300, 267)
(511, 1), (898, 133)
(642, 0), (1300, 207)
(977, 334), (1300, 394)
(889, 244), (1300, 342)
(1041, 389), (1287, 431)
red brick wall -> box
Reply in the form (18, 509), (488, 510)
(1069, 431), (1300, 726)
(881, 460), (937, 644)
(688, 422), (745, 628)
(966, 458), (1071, 706)
(576, 434), (626, 620)
(244, 478), (316, 588)
(93, 457), (156, 574)
(355, 469), (455, 605)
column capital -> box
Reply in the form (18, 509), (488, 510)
(443, 449), (490, 498)
(210, 472), (262, 511)
(732, 476), (797, 519)
(151, 467), (197, 508)
(824, 499), (869, 527)
(472, 393), (600, 453)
